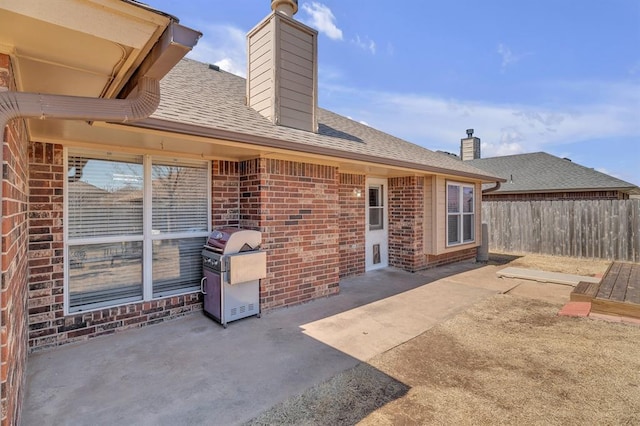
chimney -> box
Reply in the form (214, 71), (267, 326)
(271, 0), (297, 16)
(246, 0), (318, 132)
(460, 129), (481, 161)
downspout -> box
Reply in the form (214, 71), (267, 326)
(482, 181), (501, 194)
(0, 77), (159, 328)
(0, 20), (200, 292)
(0, 76), (160, 129)
(479, 181), (501, 263)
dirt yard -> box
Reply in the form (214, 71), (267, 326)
(488, 252), (611, 277)
(246, 255), (640, 425)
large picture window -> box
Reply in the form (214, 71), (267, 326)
(447, 182), (475, 246)
(66, 149), (210, 313)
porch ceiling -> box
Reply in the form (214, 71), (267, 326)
(0, 0), (170, 97)
(0, 0), (175, 141)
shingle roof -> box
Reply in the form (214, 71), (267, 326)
(468, 152), (639, 194)
(144, 59), (500, 181)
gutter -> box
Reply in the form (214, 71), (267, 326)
(0, 77), (161, 129)
(0, 21), (200, 129)
(129, 117), (508, 183)
(487, 186), (639, 195)
(482, 181), (501, 194)
(0, 20), (200, 283)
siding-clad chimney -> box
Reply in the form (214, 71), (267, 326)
(247, 0), (318, 132)
(460, 129), (481, 160)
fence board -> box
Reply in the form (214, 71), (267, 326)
(482, 199), (640, 262)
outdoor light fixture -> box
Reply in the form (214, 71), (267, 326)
(353, 188), (362, 197)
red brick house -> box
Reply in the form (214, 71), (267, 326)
(0, 1), (501, 423)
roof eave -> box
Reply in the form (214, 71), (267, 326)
(121, 0), (181, 22)
(492, 187), (639, 195)
(127, 118), (505, 182)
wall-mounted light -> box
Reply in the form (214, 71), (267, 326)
(353, 188), (362, 197)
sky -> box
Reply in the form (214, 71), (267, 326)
(146, 0), (640, 186)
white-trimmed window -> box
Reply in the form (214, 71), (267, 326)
(65, 149), (210, 313)
(447, 182), (475, 246)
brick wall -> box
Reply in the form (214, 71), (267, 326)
(29, 294), (201, 351)
(212, 160), (239, 227)
(1, 54), (29, 426)
(26, 154), (344, 349)
(240, 158), (340, 310)
(338, 174), (365, 278)
(27, 143), (203, 352)
(388, 176), (426, 272)
(27, 142), (64, 351)
(424, 247), (477, 268)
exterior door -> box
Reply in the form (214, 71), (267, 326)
(365, 178), (388, 270)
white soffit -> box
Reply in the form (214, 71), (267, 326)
(0, 0), (171, 97)
(0, 0), (167, 49)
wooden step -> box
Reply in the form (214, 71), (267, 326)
(571, 280), (600, 302)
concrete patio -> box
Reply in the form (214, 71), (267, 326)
(23, 261), (530, 425)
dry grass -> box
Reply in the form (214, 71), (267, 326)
(246, 255), (636, 425)
(363, 295), (640, 425)
(489, 252), (611, 277)
(245, 364), (409, 425)
(247, 295), (640, 425)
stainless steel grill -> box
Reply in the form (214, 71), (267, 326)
(201, 228), (266, 327)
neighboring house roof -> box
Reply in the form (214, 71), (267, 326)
(136, 59), (502, 182)
(468, 152), (640, 195)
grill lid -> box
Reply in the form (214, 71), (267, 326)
(206, 227), (262, 254)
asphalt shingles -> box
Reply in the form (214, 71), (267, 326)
(148, 59), (499, 180)
(468, 152), (638, 193)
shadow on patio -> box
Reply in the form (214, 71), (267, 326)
(23, 261), (508, 425)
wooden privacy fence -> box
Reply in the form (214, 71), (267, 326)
(482, 200), (640, 262)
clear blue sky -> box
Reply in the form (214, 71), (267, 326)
(146, 0), (640, 185)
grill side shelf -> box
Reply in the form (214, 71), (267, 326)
(226, 251), (267, 285)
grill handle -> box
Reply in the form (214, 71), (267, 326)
(200, 276), (207, 294)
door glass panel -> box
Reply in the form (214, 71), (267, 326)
(369, 186), (383, 230)
(369, 187), (380, 207)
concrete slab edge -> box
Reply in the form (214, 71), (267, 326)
(497, 267), (600, 287)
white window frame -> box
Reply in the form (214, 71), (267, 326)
(63, 148), (211, 314)
(368, 184), (384, 231)
(446, 181), (475, 247)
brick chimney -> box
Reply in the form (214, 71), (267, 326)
(460, 129), (481, 160)
(246, 0), (318, 132)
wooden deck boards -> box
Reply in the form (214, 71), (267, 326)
(588, 261), (640, 319)
(626, 264), (640, 303)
